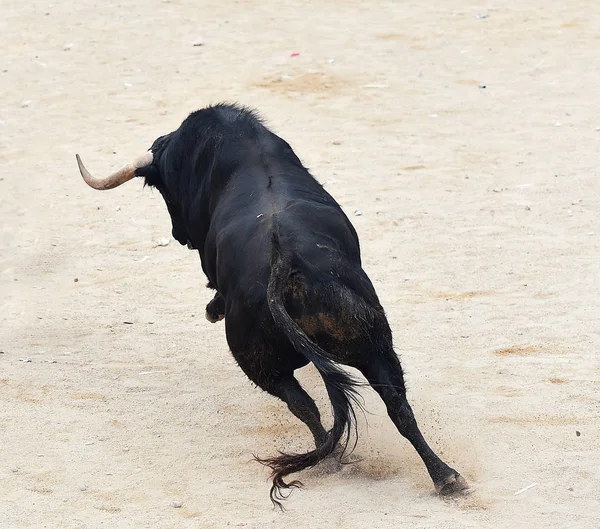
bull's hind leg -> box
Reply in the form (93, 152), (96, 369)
(265, 374), (328, 449)
(360, 355), (468, 495)
(225, 307), (326, 446)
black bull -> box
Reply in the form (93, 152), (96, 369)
(77, 103), (467, 506)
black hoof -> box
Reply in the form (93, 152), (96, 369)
(205, 310), (224, 323)
(435, 473), (469, 496)
(205, 293), (225, 323)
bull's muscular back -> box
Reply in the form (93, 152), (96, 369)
(193, 115), (361, 298)
(159, 103), (376, 316)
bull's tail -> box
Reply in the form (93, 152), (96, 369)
(257, 230), (363, 508)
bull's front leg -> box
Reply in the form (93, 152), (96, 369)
(205, 291), (225, 323)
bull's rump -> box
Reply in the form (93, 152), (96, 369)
(281, 263), (389, 367)
(209, 198), (360, 300)
(211, 195), (387, 363)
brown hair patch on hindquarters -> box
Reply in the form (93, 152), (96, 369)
(294, 312), (358, 342)
(285, 276), (367, 342)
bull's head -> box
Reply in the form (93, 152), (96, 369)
(76, 135), (191, 247)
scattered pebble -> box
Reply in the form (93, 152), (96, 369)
(11, 467), (18, 473)
(170, 500), (183, 508)
(474, 13), (489, 19)
(73, 277), (78, 282)
(123, 321), (134, 325)
(80, 485), (87, 491)
(478, 84), (486, 89)
(124, 82), (132, 89)
(192, 39), (204, 47)
(256, 213), (264, 219)
(576, 430), (581, 437)
(524, 205), (531, 211)
(155, 238), (170, 247)
(21, 100), (32, 108)
(19, 357), (32, 363)
(115, 206), (121, 211)
(332, 140), (341, 145)
(63, 43), (73, 51)
(134, 255), (150, 262)
(354, 209), (362, 216)
(47, 359), (57, 364)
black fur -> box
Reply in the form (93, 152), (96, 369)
(129, 103), (467, 506)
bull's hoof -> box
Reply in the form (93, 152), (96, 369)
(435, 472), (469, 496)
(205, 294), (225, 323)
(205, 310), (224, 323)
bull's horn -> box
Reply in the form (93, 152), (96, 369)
(76, 151), (153, 190)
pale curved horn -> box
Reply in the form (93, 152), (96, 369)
(76, 151), (153, 190)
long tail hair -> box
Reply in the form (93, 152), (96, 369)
(256, 230), (364, 508)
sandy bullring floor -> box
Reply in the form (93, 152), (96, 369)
(1, 1), (599, 527)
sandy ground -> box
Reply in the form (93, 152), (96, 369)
(1, 1), (599, 527)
